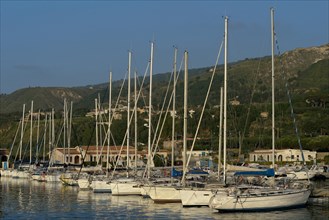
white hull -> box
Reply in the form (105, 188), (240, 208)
(140, 185), (150, 197)
(31, 174), (47, 182)
(78, 178), (91, 190)
(12, 170), (30, 179)
(45, 173), (61, 182)
(209, 188), (311, 211)
(227, 164), (263, 172)
(60, 173), (78, 186)
(110, 180), (141, 196)
(139, 178), (179, 197)
(287, 171), (316, 180)
(1, 170), (12, 177)
(180, 188), (214, 207)
(92, 180), (112, 193)
(145, 186), (181, 203)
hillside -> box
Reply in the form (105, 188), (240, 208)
(1, 44), (328, 114)
(0, 44), (328, 155)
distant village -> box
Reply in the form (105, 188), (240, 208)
(1, 99), (329, 170)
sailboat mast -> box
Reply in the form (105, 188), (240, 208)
(134, 70), (138, 175)
(43, 113), (47, 162)
(223, 16), (228, 185)
(182, 50), (188, 186)
(271, 8), (275, 168)
(147, 42), (154, 179)
(36, 110), (40, 163)
(48, 110), (53, 164)
(98, 94), (103, 162)
(107, 72), (112, 176)
(51, 109), (55, 161)
(30, 100), (33, 164)
(127, 51), (131, 176)
(48, 112), (51, 161)
(171, 47), (177, 184)
(19, 104), (25, 161)
(63, 99), (67, 163)
(218, 86), (223, 180)
(95, 98), (99, 164)
(68, 101), (73, 165)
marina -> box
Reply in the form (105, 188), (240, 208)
(1, 2), (328, 219)
(0, 177), (328, 219)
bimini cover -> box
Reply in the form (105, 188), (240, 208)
(234, 168), (275, 177)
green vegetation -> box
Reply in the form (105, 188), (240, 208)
(0, 44), (328, 160)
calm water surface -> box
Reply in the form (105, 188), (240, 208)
(1, 177), (328, 219)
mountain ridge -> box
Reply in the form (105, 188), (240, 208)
(0, 43), (328, 114)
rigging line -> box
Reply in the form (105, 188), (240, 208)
(34, 114), (44, 162)
(150, 53), (185, 158)
(241, 53), (266, 149)
(136, 63), (150, 110)
(78, 71), (128, 177)
(15, 113), (29, 165)
(21, 111), (34, 165)
(151, 55), (184, 161)
(78, 72), (127, 178)
(95, 85), (109, 166)
(101, 72), (128, 147)
(141, 55), (184, 179)
(183, 38), (224, 181)
(150, 60), (175, 155)
(35, 130), (47, 162)
(274, 34), (307, 166)
(110, 61), (150, 179)
(108, 71), (128, 154)
(8, 118), (22, 162)
(227, 101), (239, 143)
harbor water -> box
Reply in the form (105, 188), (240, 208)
(1, 177), (328, 219)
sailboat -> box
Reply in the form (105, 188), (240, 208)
(179, 16), (228, 207)
(93, 54), (148, 194)
(109, 50), (142, 196)
(1, 105), (26, 177)
(44, 108), (63, 183)
(179, 85), (225, 206)
(144, 49), (188, 203)
(209, 8), (311, 212)
(139, 47), (181, 199)
(78, 99), (102, 190)
(91, 72), (113, 193)
(12, 101), (34, 179)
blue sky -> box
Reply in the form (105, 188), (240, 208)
(1, 1), (328, 94)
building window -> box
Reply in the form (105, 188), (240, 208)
(74, 156), (79, 164)
(278, 155), (282, 161)
(291, 155), (295, 160)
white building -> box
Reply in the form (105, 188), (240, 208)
(50, 146), (147, 168)
(249, 149), (317, 163)
(186, 150), (213, 158)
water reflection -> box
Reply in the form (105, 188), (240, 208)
(1, 177), (328, 219)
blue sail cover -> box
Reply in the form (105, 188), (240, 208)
(171, 168), (209, 177)
(171, 168), (183, 177)
(233, 168), (275, 177)
(187, 169), (209, 176)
